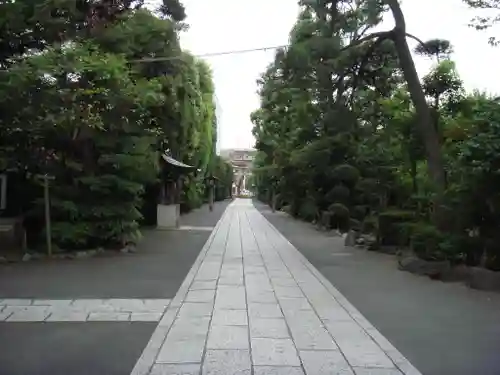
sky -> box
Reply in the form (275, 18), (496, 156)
(178, 0), (500, 150)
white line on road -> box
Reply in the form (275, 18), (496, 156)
(0, 299), (171, 322)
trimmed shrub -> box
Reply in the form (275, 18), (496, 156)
(378, 209), (416, 246)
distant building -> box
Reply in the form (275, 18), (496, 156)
(220, 148), (257, 195)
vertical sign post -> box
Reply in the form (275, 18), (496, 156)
(37, 174), (54, 257)
(44, 175), (53, 257)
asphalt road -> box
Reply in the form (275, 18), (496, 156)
(255, 200), (500, 375)
(0, 200), (231, 299)
(0, 322), (156, 375)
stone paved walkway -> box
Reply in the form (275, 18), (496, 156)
(132, 200), (422, 375)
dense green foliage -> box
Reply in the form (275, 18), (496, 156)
(252, 0), (500, 270)
(0, 0), (232, 250)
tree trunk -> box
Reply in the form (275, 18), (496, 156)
(386, 0), (447, 226)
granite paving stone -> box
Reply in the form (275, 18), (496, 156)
(278, 297), (313, 311)
(214, 286), (246, 309)
(46, 310), (90, 322)
(190, 280), (217, 290)
(202, 349), (251, 375)
(149, 363), (201, 375)
(253, 366), (305, 375)
(87, 312), (130, 321)
(212, 309), (248, 326)
(274, 286), (304, 298)
(251, 337), (301, 366)
(185, 290), (216, 303)
(287, 321), (338, 350)
(248, 303), (283, 319)
(156, 337), (206, 363)
(0, 299), (33, 306)
(246, 290), (277, 304)
(299, 350), (354, 375)
(250, 318), (290, 338)
(206, 325), (249, 349)
(337, 340), (396, 369)
(168, 317), (210, 340)
(352, 368), (404, 375)
(6, 306), (50, 322)
(0, 309), (13, 321)
(32, 299), (73, 307)
(130, 312), (164, 322)
(178, 302), (213, 317)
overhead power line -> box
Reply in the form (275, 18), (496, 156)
(129, 44), (289, 63)
(0, 44), (289, 72)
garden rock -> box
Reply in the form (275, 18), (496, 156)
(344, 230), (357, 247)
(0, 256), (8, 264)
(398, 256), (450, 279)
(22, 253), (31, 262)
(355, 234), (376, 248)
(441, 265), (471, 283)
(75, 251), (90, 259)
(30, 252), (44, 260)
(468, 267), (500, 292)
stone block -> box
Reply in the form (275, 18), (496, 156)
(214, 286), (246, 309)
(250, 318), (290, 338)
(202, 349), (251, 375)
(352, 368), (404, 375)
(299, 350), (353, 375)
(46, 309), (89, 322)
(190, 280), (217, 290)
(178, 302), (213, 317)
(253, 366), (305, 375)
(212, 309), (248, 326)
(247, 290), (277, 304)
(274, 286), (304, 298)
(149, 363), (201, 375)
(251, 338), (300, 366)
(206, 325), (249, 349)
(6, 306), (49, 322)
(87, 312), (130, 321)
(248, 303), (283, 319)
(157, 337), (206, 363)
(0, 299), (32, 306)
(130, 312), (163, 322)
(185, 290), (215, 303)
(337, 340), (395, 368)
(168, 316), (210, 341)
